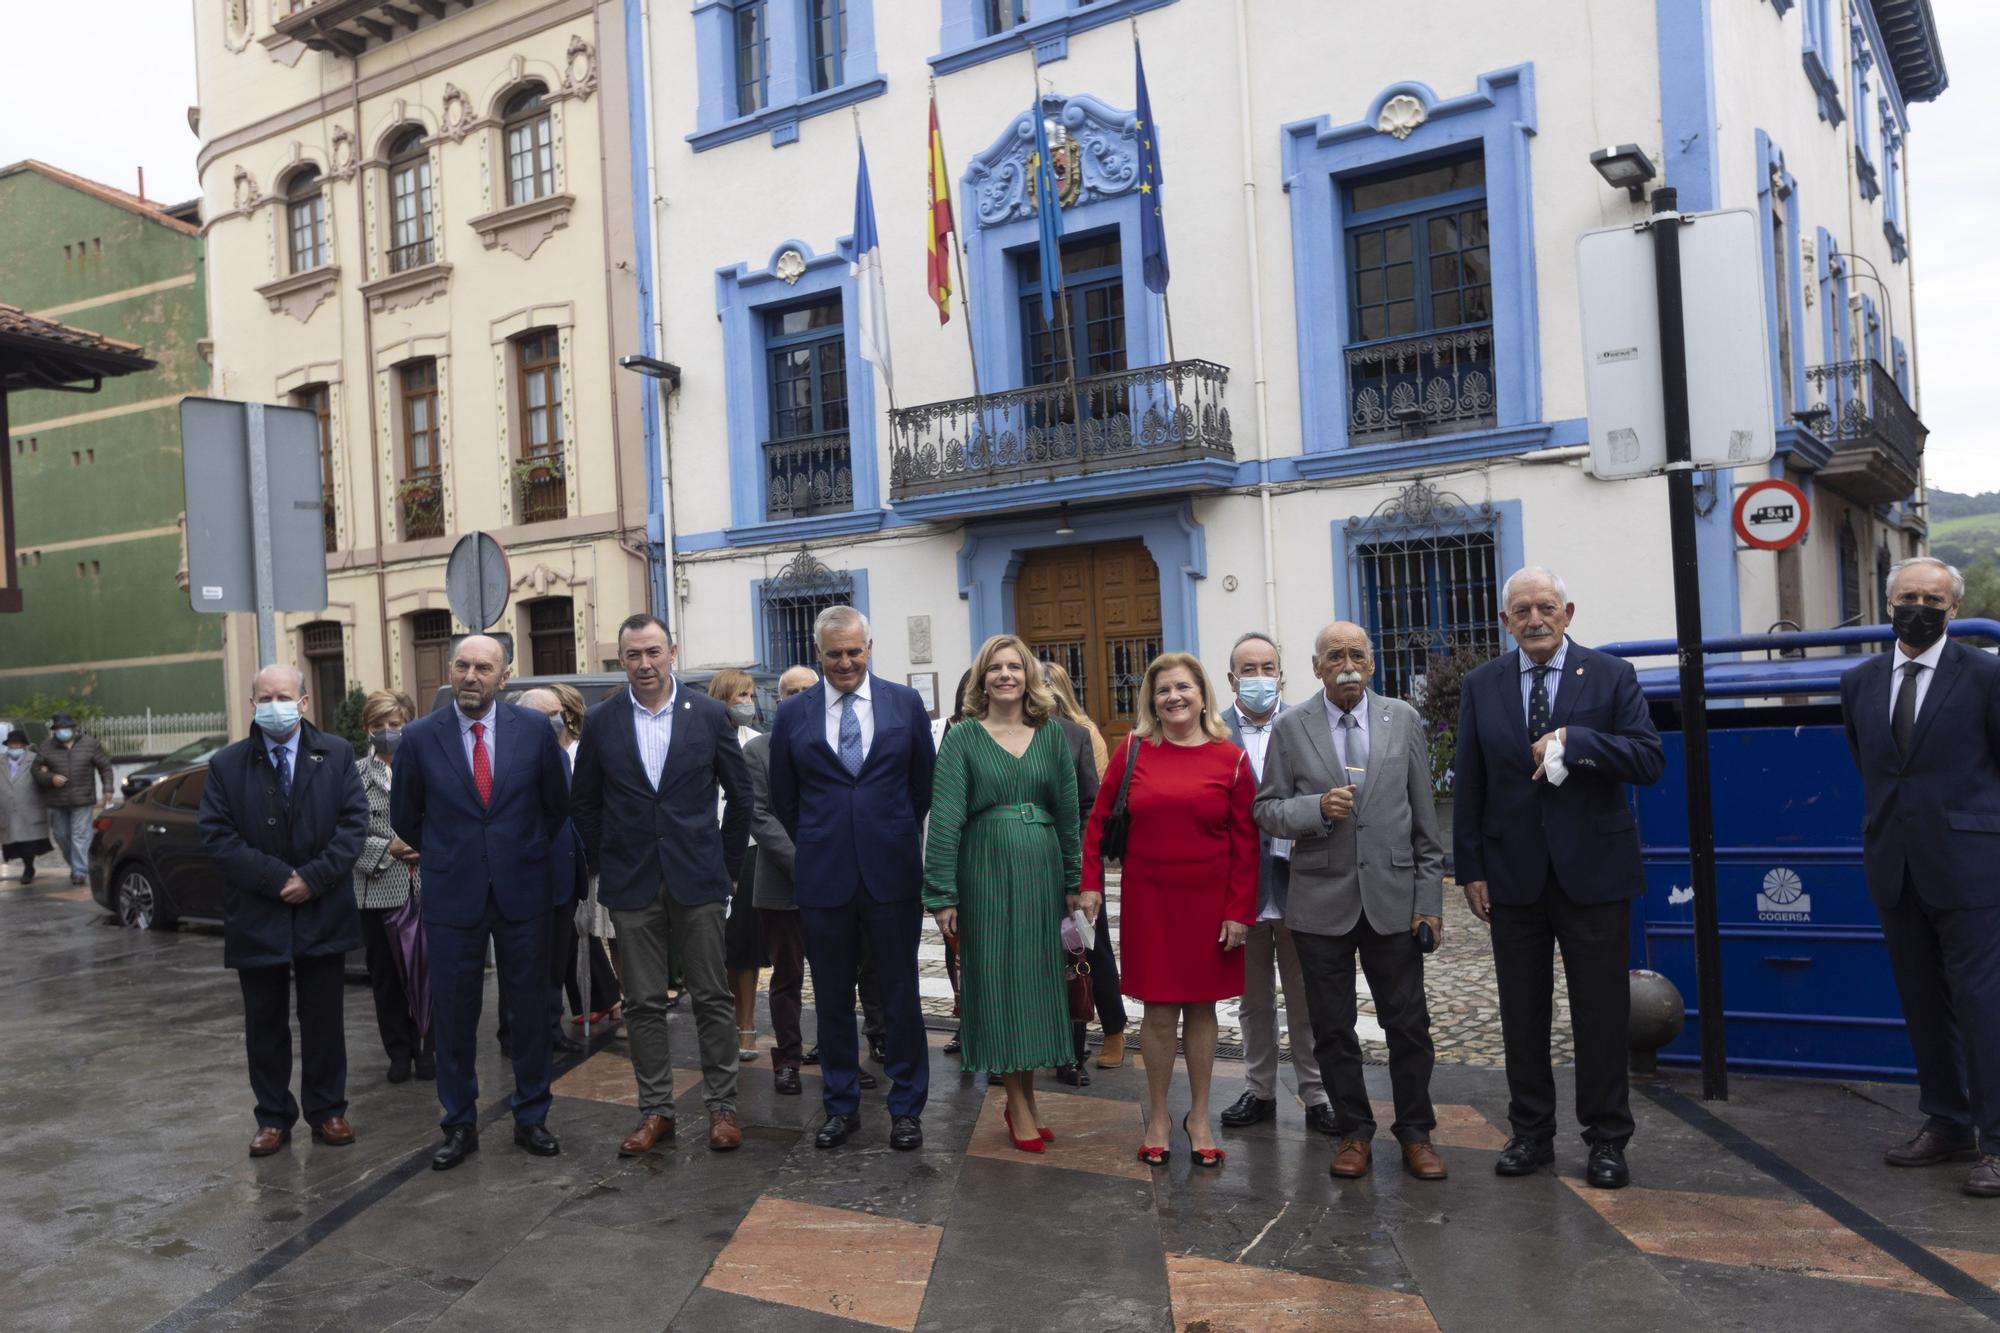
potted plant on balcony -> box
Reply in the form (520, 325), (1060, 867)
(510, 455), (566, 522)
(1410, 644), (1490, 871)
(396, 474), (442, 537)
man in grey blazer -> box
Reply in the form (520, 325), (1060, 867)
(1254, 621), (1447, 1182)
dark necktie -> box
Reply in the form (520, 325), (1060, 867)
(838, 693), (863, 778)
(1892, 660), (1922, 757)
(271, 744), (291, 801)
(1528, 665), (1553, 740)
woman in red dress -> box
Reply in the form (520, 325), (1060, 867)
(1083, 652), (1258, 1166)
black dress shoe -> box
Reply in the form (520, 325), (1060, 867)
(1219, 1091), (1277, 1128)
(774, 1066), (802, 1095)
(550, 1027), (583, 1055)
(387, 1057), (412, 1084)
(432, 1126), (479, 1170)
(803, 1045), (820, 1065)
(1305, 1103), (1339, 1136)
(815, 1114), (857, 1149)
(868, 1035), (888, 1064)
(1055, 1063), (1091, 1087)
(943, 1033), (962, 1055)
(890, 1115), (923, 1151)
(414, 1054), (436, 1081)
(1494, 1136), (1555, 1176)
(1586, 1142), (1630, 1189)
(858, 1069), (879, 1090)
(514, 1123), (561, 1157)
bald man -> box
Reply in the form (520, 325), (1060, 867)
(391, 634), (572, 1169)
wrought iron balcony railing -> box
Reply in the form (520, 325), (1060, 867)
(1346, 322), (1496, 443)
(1801, 359), (1924, 505)
(764, 433), (853, 520)
(513, 456), (567, 524)
(322, 483), (337, 553)
(889, 359), (1231, 499)
(398, 467), (444, 541)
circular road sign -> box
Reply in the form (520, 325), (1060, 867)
(1733, 479), (1810, 551)
(445, 532), (512, 630)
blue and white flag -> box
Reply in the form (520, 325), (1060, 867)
(1134, 38), (1169, 294)
(1031, 100), (1065, 322)
(850, 137), (893, 396)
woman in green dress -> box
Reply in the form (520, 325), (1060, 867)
(925, 633), (1090, 1153)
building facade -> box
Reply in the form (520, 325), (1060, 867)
(634, 0), (1942, 739)
(0, 162), (225, 720)
(193, 0), (654, 725)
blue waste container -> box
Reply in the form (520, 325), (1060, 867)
(1598, 620), (2000, 1080)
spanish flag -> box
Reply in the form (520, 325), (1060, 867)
(926, 96), (954, 324)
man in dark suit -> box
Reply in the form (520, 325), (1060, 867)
(571, 614), (752, 1155)
(390, 634), (571, 1169)
(751, 665), (819, 1096)
(1220, 631), (1334, 1137)
(1841, 556), (2000, 1198)
(769, 605), (937, 1151)
(1455, 567), (1663, 1189)
(199, 664), (369, 1157)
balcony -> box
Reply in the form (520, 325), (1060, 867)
(273, 0), (482, 55)
(888, 360), (1232, 511)
(322, 483), (337, 553)
(1346, 323), (1496, 443)
(398, 468), (444, 541)
(1801, 360), (1925, 506)
(513, 456), (568, 524)
(764, 433), (853, 520)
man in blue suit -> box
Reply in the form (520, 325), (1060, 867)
(769, 605), (936, 1150)
(1841, 556), (2000, 1199)
(390, 634), (571, 1169)
(1454, 567), (1663, 1189)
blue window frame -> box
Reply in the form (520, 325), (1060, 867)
(1881, 105), (1907, 261)
(763, 296), (850, 520)
(1018, 232), (1127, 386)
(734, 1), (769, 116)
(1802, 0), (1845, 124)
(1850, 9), (1879, 200)
(984, 0), (1028, 35)
(808, 0), (847, 93)
(691, 0), (883, 151)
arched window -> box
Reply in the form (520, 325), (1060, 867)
(285, 166), (327, 273)
(503, 84), (554, 205)
(386, 126), (433, 272)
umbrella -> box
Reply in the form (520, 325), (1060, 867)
(383, 884), (430, 1039)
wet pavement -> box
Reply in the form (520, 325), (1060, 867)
(3, 871), (1995, 1332)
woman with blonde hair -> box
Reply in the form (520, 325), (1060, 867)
(924, 634), (1083, 1152)
(354, 688), (432, 1082)
(708, 667), (767, 1061)
(1084, 652), (1257, 1167)
(1041, 659), (1108, 779)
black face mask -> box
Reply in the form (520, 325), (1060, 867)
(1891, 602), (1948, 651)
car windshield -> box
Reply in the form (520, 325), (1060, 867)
(161, 735), (225, 763)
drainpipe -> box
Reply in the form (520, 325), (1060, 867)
(1232, 0), (1280, 636)
(350, 63), (392, 686)
(636, 0), (675, 626)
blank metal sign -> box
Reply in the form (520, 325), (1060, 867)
(179, 397), (329, 614)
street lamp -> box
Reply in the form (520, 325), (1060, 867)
(616, 354), (684, 623)
(1590, 144), (1657, 201)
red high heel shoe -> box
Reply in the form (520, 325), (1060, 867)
(1136, 1142), (1168, 1166)
(1183, 1113), (1224, 1168)
(1003, 1106), (1045, 1154)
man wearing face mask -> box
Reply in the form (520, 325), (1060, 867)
(1219, 633), (1335, 1137)
(2, 729), (53, 884)
(198, 665), (369, 1156)
(1841, 556), (2000, 1198)
(31, 710), (115, 885)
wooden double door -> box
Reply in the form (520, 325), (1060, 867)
(1014, 541), (1163, 742)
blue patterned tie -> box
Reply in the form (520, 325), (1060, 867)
(838, 691), (863, 777)
(272, 744), (292, 800)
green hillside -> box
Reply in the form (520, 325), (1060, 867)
(1931, 511), (2000, 567)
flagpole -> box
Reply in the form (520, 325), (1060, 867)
(852, 107), (897, 414)
(931, 79), (990, 453)
(1133, 16), (1177, 366)
(1027, 57), (1090, 468)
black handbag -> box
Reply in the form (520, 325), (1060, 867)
(1097, 736), (1140, 861)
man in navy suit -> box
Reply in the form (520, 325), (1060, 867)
(390, 634), (571, 1169)
(1841, 556), (2000, 1198)
(769, 605), (936, 1151)
(1455, 567), (1663, 1189)
(571, 614), (752, 1156)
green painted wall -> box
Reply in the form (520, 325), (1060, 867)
(1, 168), (224, 723)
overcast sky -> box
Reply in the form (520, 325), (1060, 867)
(0, 0), (1991, 490)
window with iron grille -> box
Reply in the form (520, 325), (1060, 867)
(808, 0), (846, 92)
(734, 2), (768, 116)
(761, 550), (852, 671)
(503, 85), (555, 205)
(386, 126), (434, 272)
(1355, 532), (1500, 701)
(286, 167), (326, 273)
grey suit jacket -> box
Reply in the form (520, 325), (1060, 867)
(1252, 690), (1444, 936)
(743, 732), (797, 911)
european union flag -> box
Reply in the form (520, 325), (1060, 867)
(1135, 38), (1169, 294)
(1032, 99), (1064, 322)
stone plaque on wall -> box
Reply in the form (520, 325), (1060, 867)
(908, 615), (933, 665)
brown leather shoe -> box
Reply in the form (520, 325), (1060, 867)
(248, 1127), (290, 1157)
(619, 1114), (675, 1157)
(708, 1109), (743, 1152)
(1885, 1129), (1978, 1167)
(1096, 1032), (1127, 1068)
(1968, 1154), (2000, 1198)
(1329, 1137), (1372, 1178)
(1402, 1139), (1448, 1180)
(310, 1116), (355, 1147)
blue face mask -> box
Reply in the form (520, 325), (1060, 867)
(1235, 677), (1280, 714)
(52, 728), (75, 743)
(255, 701), (302, 736)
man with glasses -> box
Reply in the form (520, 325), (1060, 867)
(1841, 556), (2000, 1198)
(1453, 567), (1663, 1189)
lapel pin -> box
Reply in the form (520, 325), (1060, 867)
(1574, 667), (1584, 676)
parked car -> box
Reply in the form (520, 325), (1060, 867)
(120, 733), (229, 798)
(428, 669), (783, 727)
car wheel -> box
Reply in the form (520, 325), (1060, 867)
(115, 865), (175, 932)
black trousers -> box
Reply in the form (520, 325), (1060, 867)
(1881, 871), (2000, 1148)
(1071, 910), (1128, 1063)
(762, 908), (806, 1071)
(1292, 917), (1436, 1143)
(237, 952), (348, 1131)
(565, 931), (622, 1018)
(357, 906), (427, 1063)
(1489, 875), (1633, 1146)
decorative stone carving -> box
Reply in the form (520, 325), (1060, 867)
(441, 84), (474, 142)
(908, 615), (933, 665)
(468, 193), (574, 260)
(359, 261), (453, 314)
(513, 563), (581, 597)
(562, 35), (598, 101)
(329, 124), (358, 181)
(967, 94), (1142, 229)
(1376, 95), (1428, 140)
(232, 165), (262, 211)
(775, 249), (806, 285)
(1800, 238), (1816, 308)
(223, 0), (253, 52)
(256, 266), (341, 324)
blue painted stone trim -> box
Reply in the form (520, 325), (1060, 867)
(1755, 131), (1809, 435)
(751, 567), (869, 670)
(893, 458), (1236, 523)
(1279, 65), (1539, 457)
(688, 0), (883, 151)
(1801, 0), (1846, 124)
(726, 509), (889, 547)
(687, 76), (889, 152)
(1292, 421), (1584, 483)
(1330, 499), (1525, 647)
(956, 498), (1204, 656)
(1775, 423), (1833, 473)
(930, 0), (1178, 77)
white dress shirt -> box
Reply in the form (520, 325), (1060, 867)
(631, 680), (678, 790)
(457, 701), (496, 776)
(1887, 634), (1948, 721)
(824, 676), (875, 762)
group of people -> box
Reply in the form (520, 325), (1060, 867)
(186, 555), (1996, 1199)
(1, 711), (116, 887)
